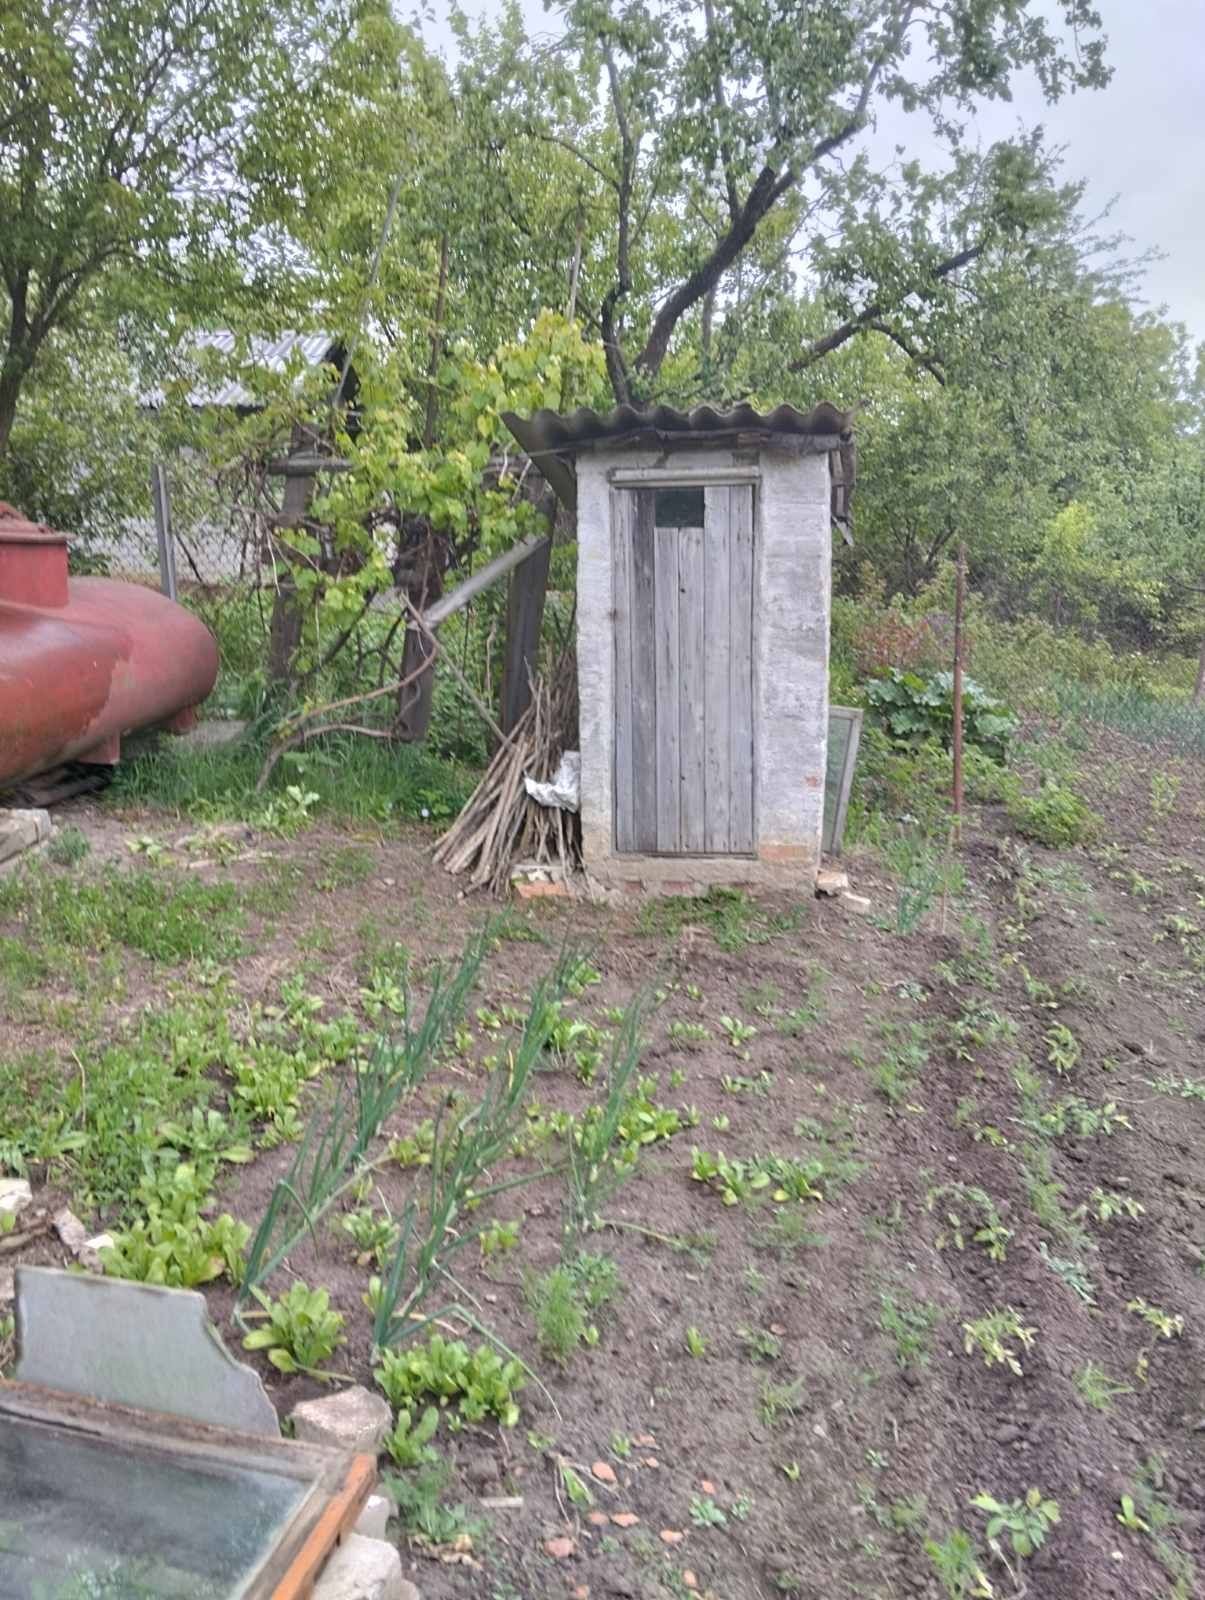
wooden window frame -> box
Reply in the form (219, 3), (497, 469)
(0, 1379), (374, 1599)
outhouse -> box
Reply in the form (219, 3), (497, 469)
(503, 402), (855, 892)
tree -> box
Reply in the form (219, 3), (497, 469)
(0, 0), (403, 456)
(460, 0), (1109, 405)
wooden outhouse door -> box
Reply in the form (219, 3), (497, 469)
(613, 484), (755, 854)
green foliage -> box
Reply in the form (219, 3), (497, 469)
(882, 833), (963, 936)
(527, 1266), (588, 1364)
(374, 1333), (525, 1426)
(101, 1165), (248, 1288)
(927, 1184), (1013, 1262)
(923, 1529), (993, 1599)
(758, 1376), (807, 1425)
(961, 1309), (1037, 1375)
(382, 1405), (440, 1469)
(46, 827), (90, 868)
(1007, 783), (1099, 848)
(0, 0), (400, 448)
(690, 1149), (824, 1207)
(0, 865), (241, 964)
(1114, 1458), (1197, 1595)
(1125, 1298), (1184, 1340)
(0, 975), (344, 1215)
(1074, 1363), (1132, 1413)
(971, 1488), (1060, 1559)
(382, 1461), (483, 1546)
(637, 887), (803, 952)
(243, 1282), (346, 1376)
(879, 1292), (941, 1370)
(110, 730), (476, 828)
(865, 670), (1018, 762)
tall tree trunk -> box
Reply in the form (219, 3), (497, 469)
(1194, 633), (1205, 705)
(0, 363), (27, 461)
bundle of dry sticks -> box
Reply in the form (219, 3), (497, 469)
(433, 658), (580, 894)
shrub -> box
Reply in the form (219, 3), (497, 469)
(1007, 784), (1099, 848)
(242, 1281), (346, 1375)
(865, 669), (1018, 762)
(961, 746), (1022, 806)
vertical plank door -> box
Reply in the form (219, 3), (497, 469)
(613, 484), (754, 855)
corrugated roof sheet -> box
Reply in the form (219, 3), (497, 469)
(502, 400), (851, 455)
(143, 331), (338, 408)
(502, 401), (855, 535)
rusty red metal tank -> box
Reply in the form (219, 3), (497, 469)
(0, 503), (219, 786)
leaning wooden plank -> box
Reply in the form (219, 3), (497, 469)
(653, 520), (682, 852)
(612, 491), (636, 853)
(728, 486), (756, 853)
(678, 523), (706, 852)
(268, 1452), (375, 1600)
(629, 494), (658, 852)
(424, 537), (551, 628)
(500, 538), (553, 733)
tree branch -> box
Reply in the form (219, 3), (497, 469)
(790, 243), (984, 371)
(631, 6), (908, 386)
(866, 320), (947, 384)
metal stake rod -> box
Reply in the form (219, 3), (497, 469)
(952, 542), (967, 831)
(150, 463), (178, 602)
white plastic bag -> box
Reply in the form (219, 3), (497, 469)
(524, 751), (581, 813)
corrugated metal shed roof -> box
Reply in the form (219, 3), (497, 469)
(143, 331), (338, 408)
(502, 401), (855, 536)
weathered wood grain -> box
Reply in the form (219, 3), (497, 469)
(611, 491), (636, 852)
(629, 491), (659, 851)
(678, 522), (707, 851)
(702, 488), (732, 851)
(729, 485), (756, 852)
(653, 520), (682, 851)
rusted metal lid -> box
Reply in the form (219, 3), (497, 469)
(0, 502), (63, 544)
(0, 503), (68, 605)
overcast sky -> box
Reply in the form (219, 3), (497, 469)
(422, 1), (1204, 344)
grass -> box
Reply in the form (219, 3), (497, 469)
(0, 975), (352, 1215)
(110, 727), (478, 826)
(0, 863), (242, 964)
(637, 885), (805, 951)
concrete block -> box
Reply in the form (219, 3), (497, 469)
(0, 808), (50, 867)
(354, 1492), (394, 1541)
(841, 891), (873, 915)
(0, 1178), (32, 1217)
(291, 1385), (392, 1455)
(53, 1207), (106, 1271)
(815, 868), (850, 896)
(313, 1534), (417, 1600)
(513, 878), (569, 899)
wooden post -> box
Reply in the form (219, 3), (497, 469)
(267, 430), (316, 688)
(395, 621), (437, 742)
(150, 464), (178, 601)
(500, 537), (552, 735)
(951, 542), (966, 831)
